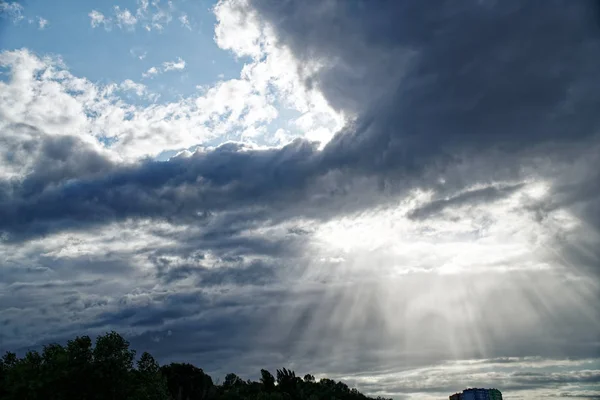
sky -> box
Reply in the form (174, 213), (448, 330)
(0, 0), (599, 398)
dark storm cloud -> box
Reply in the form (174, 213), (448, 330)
(86, 304), (191, 329)
(251, 0), (600, 148)
(0, 136), (322, 240)
(1, 123), (114, 193)
(7, 279), (101, 292)
(241, 0), (600, 245)
(153, 256), (278, 286)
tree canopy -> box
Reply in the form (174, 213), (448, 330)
(0, 331), (390, 400)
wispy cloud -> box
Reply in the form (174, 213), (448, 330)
(89, 0), (174, 33)
(114, 6), (137, 30)
(162, 57), (185, 72)
(142, 66), (159, 78)
(37, 17), (49, 30)
(130, 48), (148, 60)
(0, 1), (23, 23)
(1, 3), (48, 31)
(137, 0), (149, 15)
(119, 79), (148, 97)
(179, 14), (191, 30)
(148, 6), (172, 32)
(88, 10), (111, 30)
(141, 57), (186, 79)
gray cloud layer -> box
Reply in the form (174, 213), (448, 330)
(2, 2), (600, 238)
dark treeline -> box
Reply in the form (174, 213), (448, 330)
(0, 331), (390, 400)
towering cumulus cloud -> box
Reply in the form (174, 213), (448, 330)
(0, 1), (599, 398)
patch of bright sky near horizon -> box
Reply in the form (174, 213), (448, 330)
(0, 0), (344, 161)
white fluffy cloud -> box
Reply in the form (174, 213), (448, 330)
(85, 0), (343, 149)
(119, 79), (150, 97)
(142, 66), (159, 78)
(213, 0), (344, 147)
(1, 1), (345, 166)
(0, 49), (277, 162)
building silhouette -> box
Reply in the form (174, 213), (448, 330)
(449, 388), (502, 400)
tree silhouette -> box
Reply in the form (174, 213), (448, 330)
(261, 369), (276, 392)
(93, 331), (136, 400)
(134, 352), (169, 400)
(161, 363), (214, 400)
(0, 331), (390, 400)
